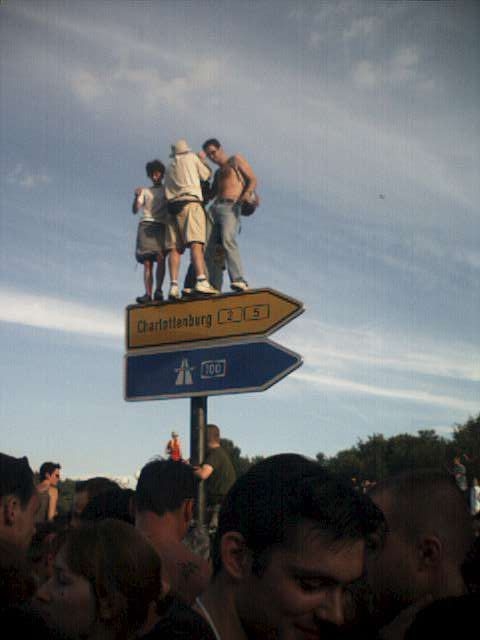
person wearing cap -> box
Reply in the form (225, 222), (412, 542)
(166, 431), (183, 462)
(164, 140), (217, 299)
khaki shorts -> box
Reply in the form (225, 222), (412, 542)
(165, 202), (206, 251)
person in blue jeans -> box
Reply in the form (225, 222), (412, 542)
(201, 138), (257, 291)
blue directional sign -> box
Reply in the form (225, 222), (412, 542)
(124, 338), (302, 401)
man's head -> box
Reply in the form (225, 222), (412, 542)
(0, 453), (38, 549)
(365, 469), (473, 628)
(202, 138), (227, 166)
(71, 477), (120, 528)
(39, 462), (61, 486)
(212, 454), (384, 638)
(145, 159), (165, 185)
(135, 460), (198, 537)
(206, 423), (221, 448)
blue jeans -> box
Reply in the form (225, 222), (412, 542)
(206, 201), (245, 284)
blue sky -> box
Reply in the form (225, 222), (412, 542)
(1, 1), (479, 481)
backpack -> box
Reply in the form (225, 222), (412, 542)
(229, 156), (260, 216)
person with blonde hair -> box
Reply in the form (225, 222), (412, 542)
(34, 519), (163, 640)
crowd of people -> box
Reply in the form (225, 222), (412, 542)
(132, 138), (258, 304)
(1, 430), (479, 639)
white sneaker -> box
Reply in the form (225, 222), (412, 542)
(194, 279), (218, 295)
(168, 284), (181, 300)
(231, 280), (249, 292)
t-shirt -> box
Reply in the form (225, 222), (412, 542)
(137, 185), (168, 223)
(203, 447), (236, 506)
(164, 153), (211, 202)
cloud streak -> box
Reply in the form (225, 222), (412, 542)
(6, 164), (51, 189)
(0, 288), (122, 341)
(294, 371), (478, 414)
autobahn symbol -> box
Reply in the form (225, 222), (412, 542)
(126, 288), (304, 350)
(124, 338), (302, 401)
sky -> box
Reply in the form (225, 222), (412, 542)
(1, 0), (479, 482)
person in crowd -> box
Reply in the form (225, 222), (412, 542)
(135, 458), (211, 605)
(470, 477), (480, 516)
(34, 519), (163, 640)
(70, 476), (120, 527)
(36, 461), (61, 523)
(29, 519), (67, 587)
(360, 469), (473, 637)
(452, 454), (468, 492)
(80, 487), (135, 525)
(193, 424), (236, 535)
(0, 452), (39, 550)
(164, 139), (217, 299)
(165, 431), (183, 462)
(145, 453), (384, 640)
(132, 159), (168, 304)
(201, 138), (257, 292)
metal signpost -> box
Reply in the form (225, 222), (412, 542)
(124, 288), (304, 524)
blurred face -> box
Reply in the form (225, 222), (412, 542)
(236, 520), (365, 640)
(364, 490), (419, 627)
(151, 169), (163, 184)
(204, 144), (222, 165)
(35, 547), (97, 639)
(47, 469), (61, 487)
(14, 491), (39, 549)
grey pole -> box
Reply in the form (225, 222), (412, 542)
(190, 396), (207, 525)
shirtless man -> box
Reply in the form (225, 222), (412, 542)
(201, 139), (257, 292)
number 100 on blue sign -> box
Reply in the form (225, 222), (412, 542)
(124, 339), (302, 401)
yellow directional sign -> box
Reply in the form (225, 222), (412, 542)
(126, 288), (304, 350)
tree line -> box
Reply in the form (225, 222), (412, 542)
(53, 412), (480, 514)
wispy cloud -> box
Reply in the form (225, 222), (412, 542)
(6, 164), (51, 189)
(294, 371), (478, 414)
(0, 288), (122, 341)
(288, 318), (480, 383)
(353, 46), (421, 89)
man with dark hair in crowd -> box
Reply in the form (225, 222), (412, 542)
(70, 476), (120, 528)
(358, 469), (473, 638)
(145, 453), (384, 640)
(0, 453), (38, 550)
(36, 461), (61, 523)
(135, 459), (211, 605)
(193, 424), (236, 535)
(0, 453), (53, 635)
(201, 138), (257, 292)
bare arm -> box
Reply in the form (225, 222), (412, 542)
(193, 464), (214, 480)
(48, 487), (58, 521)
(235, 154), (257, 201)
(132, 187), (143, 214)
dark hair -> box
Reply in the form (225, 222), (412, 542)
(212, 454), (385, 575)
(135, 459), (198, 517)
(81, 488), (135, 525)
(39, 462), (61, 481)
(0, 453), (35, 506)
(75, 476), (120, 500)
(202, 138), (221, 151)
(145, 159), (165, 179)
(63, 520), (162, 636)
(370, 468), (473, 565)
